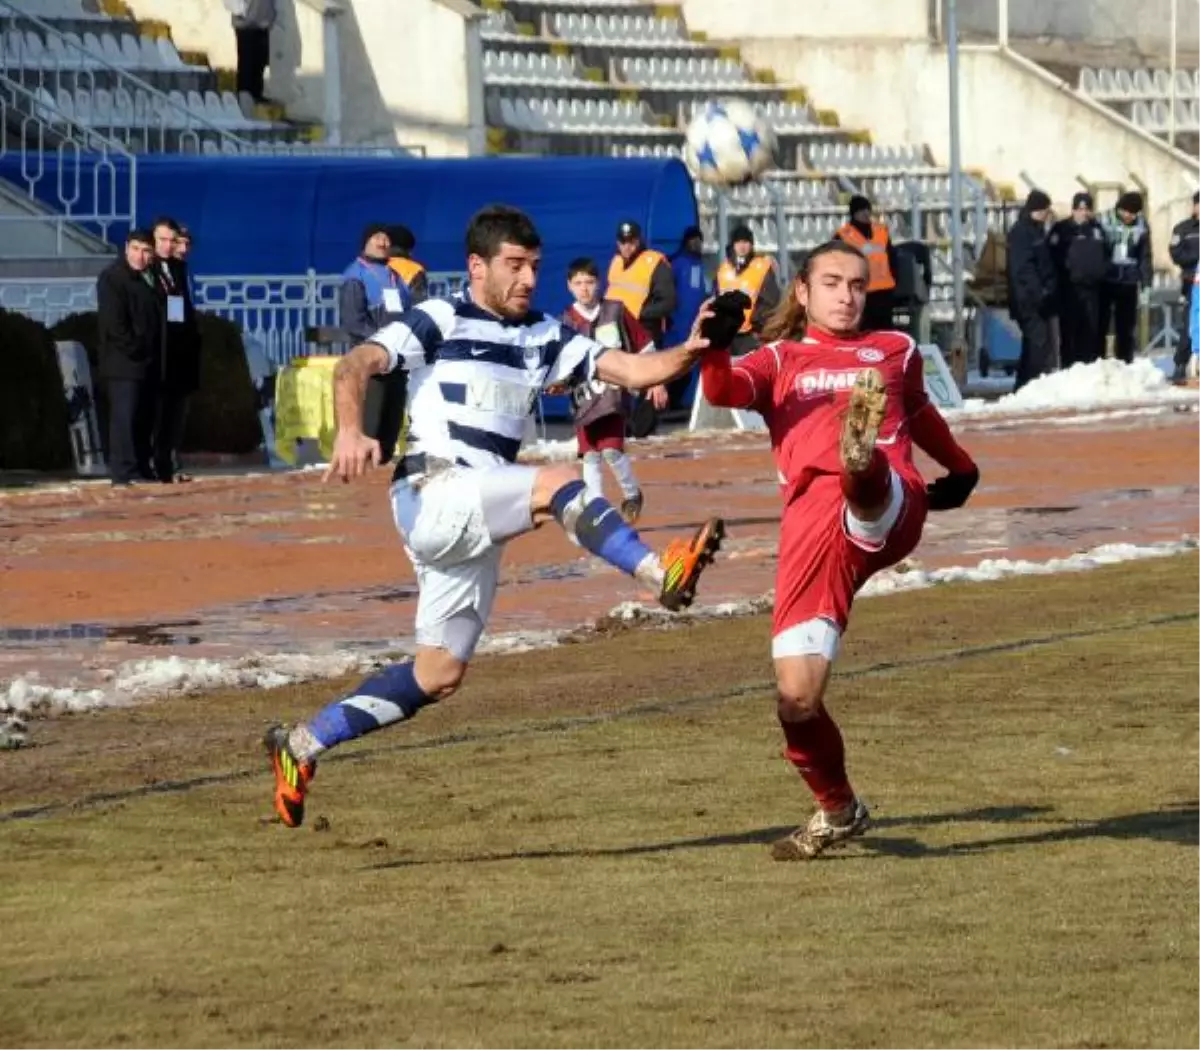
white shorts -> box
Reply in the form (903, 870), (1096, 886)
(390, 464), (537, 661)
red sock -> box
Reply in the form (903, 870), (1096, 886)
(779, 706), (856, 812)
(840, 446), (890, 508)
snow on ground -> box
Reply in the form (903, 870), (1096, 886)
(3, 537), (1193, 719)
(951, 358), (1196, 418)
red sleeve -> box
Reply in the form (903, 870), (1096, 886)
(701, 345), (778, 410)
(621, 306), (656, 354)
(902, 348), (973, 474)
(901, 341), (930, 417)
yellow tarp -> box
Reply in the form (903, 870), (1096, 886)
(273, 356), (339, 466)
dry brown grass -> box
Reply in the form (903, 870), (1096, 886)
(1, 557), (1197, 1048)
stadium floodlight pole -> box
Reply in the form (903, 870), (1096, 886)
(765, 178), (792, 284)
(997, 0), (1008, 47)
(1168, 0), (1178, 148)
(946, 0), (968, 375)
(716, 191), (730, 265)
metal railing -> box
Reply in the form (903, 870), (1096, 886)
(0, 71), (134, 250)
(0, 269), (469, 366)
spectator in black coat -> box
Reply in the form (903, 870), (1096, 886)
(1169, 191), (1199, 382)
(1099, 191), (1152, 364)
(1049, 192), (1108, 367)
(151, 215), (201, 482)
(97, 229), (164, 487)
(1007, 189), (1058, 390)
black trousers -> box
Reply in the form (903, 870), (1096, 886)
(156, 387), (189, 480)
(235, 27), (270, 101)
(1174, 281), (1194, 371)
(861, 290), (895, 332)
(1059, 284), (1102, 368)
(1014, 313), (1056, 391)
(106, 377), (158, 483)
(1099, 284), (1138, 363)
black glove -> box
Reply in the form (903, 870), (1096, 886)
(926, 466), (979, 511)
(699, 290), (751, 351)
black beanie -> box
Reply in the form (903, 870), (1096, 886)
(361, 222), (390, 251)
(386, 224), (416, 255)
(1025, 189), (1051, 212)
(729, 223), (754, 245)
(848, 195), (871, 216)
(1116, 191), (1144, 214)
(1072, 192), (1094, 210)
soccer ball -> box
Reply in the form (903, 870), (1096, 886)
(683, 99), (776, 187)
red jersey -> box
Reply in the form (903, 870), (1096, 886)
(702, 327), (974, 505)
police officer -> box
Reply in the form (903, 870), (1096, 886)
(1049, 192), (1107, 367)
(716, 224), (781, 356)
(1168, 191), (1199, 383)
(1099, 192), (1152, 364)
(1007, 189), (1058, 390)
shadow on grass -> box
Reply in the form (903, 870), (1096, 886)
(369, 802), (1199, 869)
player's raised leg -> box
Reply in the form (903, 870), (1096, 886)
(839, 367), (893, 523)
(534, 463), (723, 611)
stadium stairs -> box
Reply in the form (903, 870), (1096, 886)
(478, 0), (1022, 321)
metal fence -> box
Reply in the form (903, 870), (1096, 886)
(0, 269), (469, 366)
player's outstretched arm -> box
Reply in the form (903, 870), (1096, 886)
(323, 342), (391, 483)
(595, 308), (713, 390)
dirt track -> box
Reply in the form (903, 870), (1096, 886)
(0, 408), (1196, 690)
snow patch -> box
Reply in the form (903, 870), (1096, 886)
(953, 358), (1196, 418)
(4, 537), (1193, 719)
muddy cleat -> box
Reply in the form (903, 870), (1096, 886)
(658, 517), (725, 611)
(840, 368), (888, 474)
(264, 724), (316, 828)
(770, 798), (871, 860)
(620, 491), (645, 525)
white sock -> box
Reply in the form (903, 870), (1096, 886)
(581, 451), (604, 502)
(634, 551), (664, 589)
(602, 448), (640, 500)
(287, 724), (324, 763)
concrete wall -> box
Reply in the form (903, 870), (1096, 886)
(681, 0), (931, 41)
(739, 38), (1196, 268)
(956, 0), (1199, 60)
(124, 0), (481, 155)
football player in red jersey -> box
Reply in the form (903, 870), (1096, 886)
(699, 240), (980, 859)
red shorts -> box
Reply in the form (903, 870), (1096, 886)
(576, 414), (625, 454)
(773, 470), (927, 638)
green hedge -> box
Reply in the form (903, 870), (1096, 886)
(0, 308), (73, 471)
(49, 310), (262, 458)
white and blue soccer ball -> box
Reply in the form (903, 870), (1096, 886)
(683, 99), (776, 187)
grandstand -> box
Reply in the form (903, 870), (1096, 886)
(477, 0), (1022, 321)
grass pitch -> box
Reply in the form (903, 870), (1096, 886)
(0, 556), (1197, 1048)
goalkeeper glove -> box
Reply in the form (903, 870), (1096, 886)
(699, 290), (751, 351)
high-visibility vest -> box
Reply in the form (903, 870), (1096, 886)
(716, 255), (774, 333)
(837, 222), (896, 293)
(387, 256), (426, 288)
(606, 249), (666, 319)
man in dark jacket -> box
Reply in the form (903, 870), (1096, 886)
(151, 215), (201, 482)
(339, 223), (409, 343)
(605, 220), (676, 346)
(1099, 191), (1152, 364)
(1007, 189), (1058, 390)
(1049, 191), (1108, 367)
(97, 229), (164, 487)
(1169, 191), (1199, 382)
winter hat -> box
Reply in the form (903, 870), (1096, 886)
(1024, 189), (1051, 212)
(1116, 191), (1144, 214)
(1072, 192), (1094, 210)
(729, 224), (754, 245)
(848, 194), (872, 217)
(361, 222), (391, 251)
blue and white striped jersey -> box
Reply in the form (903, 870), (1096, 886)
(368, 292), (609, 469)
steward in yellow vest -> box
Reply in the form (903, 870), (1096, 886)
(605, 219), (676, 344)
(716, 223), (781, 356)
(835, 195), (898, 331)
(386, 224), (428, 305)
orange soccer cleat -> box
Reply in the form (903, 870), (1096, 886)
(264, 725), (316, 828)
(658, 517), (726, 611)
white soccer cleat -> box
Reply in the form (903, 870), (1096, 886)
(770, 798), (871, 860)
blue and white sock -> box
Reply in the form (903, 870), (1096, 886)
(288, 661), (436, 761)
(550, 479), (661, 586)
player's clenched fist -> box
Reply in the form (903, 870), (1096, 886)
(324, 429), (382, 483)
